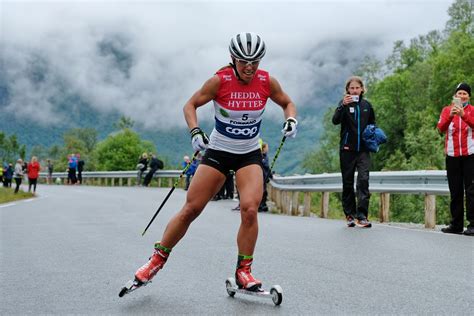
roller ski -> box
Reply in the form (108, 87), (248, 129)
(118, 279), (150, 297)
(225, 277), (283, 305)
(118, 243), (170, 298)
(225, 256), (283, 305)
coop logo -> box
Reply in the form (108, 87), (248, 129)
(225, 126), (258, 137)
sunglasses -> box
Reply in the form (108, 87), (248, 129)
(234, 58), (261, 67)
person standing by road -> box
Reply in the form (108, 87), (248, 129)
(46, 159), (54, 185)
(332, 76), (375, 228)
(132, 32), (298, 292)
(13, 159), (24, 194)
(27, 156), (41, 194)
(77, 154), (85, 185)
(437, 82), (474, 236)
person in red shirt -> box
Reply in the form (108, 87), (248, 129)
(437, 82), (474, 236)
(27, 156), (41, 194)
(132, 32), (297, 292)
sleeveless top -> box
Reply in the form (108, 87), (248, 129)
(209, 67), (271, 154)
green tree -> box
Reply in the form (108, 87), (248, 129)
(93, 129), (156, 171)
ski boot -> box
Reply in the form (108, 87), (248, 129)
(225, 255), (283, 305)
(135, 242), (171, 283)
(119, 242), (171, 297)
(235, 255), (262, 291)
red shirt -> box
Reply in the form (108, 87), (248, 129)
(437, 103), (474, 157)
(27, 161), (41, 179)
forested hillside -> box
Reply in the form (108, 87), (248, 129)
(302, 0), (473, 223)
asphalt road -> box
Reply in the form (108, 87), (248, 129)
(1, 185), (472, 315)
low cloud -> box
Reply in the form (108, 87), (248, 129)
(0, 0), (453, 128)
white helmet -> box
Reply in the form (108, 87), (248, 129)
(229, 32), (266, 62)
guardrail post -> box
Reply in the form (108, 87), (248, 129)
(320, 192), (329, 218)
(379, 193), (390, 222)
(291, 192), (299, 216)
(127, 178), (132, 186)
(119, 178), (123, 186)
(111, 178), (115, 187)
(275, 188), (281, 214)
(424, 194), (436, 229)
(283, 191), (291, 215)
(303, 192), (311, 217)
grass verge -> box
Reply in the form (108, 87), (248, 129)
(0, 187), (35, 204)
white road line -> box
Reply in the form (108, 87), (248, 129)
(0, 203), (16, 208)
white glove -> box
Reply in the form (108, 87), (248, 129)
(190, 127), (209, 151)
(281, 117), (298, 138)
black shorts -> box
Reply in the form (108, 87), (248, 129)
(201, 149), (263, 176)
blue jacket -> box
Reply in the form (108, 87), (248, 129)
(362, 124), (387, 153)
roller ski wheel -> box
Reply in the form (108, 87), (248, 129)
(225, 277), (283, 306)
(118, 279), (150, 297)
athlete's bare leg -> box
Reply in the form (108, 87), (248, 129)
(235, 164), (263, 255)
(160, 165), (226, 249)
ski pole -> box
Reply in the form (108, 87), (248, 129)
(141, 150), (200, 236)
(264, 135), (286, 183)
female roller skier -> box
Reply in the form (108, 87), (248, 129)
(134, 32), (298, 291)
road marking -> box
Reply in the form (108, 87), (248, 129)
(0, 203), (16, 208)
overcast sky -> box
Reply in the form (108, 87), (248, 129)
(1, 0), (455, 128)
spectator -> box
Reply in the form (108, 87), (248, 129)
(182, 155), (199, 191)
(13, 159), (24, 194)
(259, 143), (271, 212)
(27, 156), (41, 194)
(47, 159), (54, 185)
(332, 76), (375, 228)
(136, 152), (148, 186)
(77, 154), (85, 184)
(437, 82), (474, 236)
(67, 154), (78, 185)
(0, 163), (3, 185)
(142, 154), (164, 187)
(3, 163), (13, 187)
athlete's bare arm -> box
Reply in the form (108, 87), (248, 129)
(183, 75), (221, 129)
(269, 76), (297, 119)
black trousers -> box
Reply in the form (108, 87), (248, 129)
(14, 177), (22, 193)
(143, 168), (158, 186)
(446, 154), (474, 229)
(340, 151), (371, 220)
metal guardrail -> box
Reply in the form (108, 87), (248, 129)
(268, 170), (449, 229)
(40, 170), (182, 179)
(270, 170), (449, 195)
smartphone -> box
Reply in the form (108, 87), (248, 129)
(453, 97), (462, 108)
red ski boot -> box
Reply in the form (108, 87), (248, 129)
(235, 256), (262, 291)
(134, 243), (170, 284)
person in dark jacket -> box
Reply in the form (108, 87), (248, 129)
(136, 152), (149, 186)
(142, 154), (164, 187)
(259, 143), (271, 212)
(3, 163), (13, 187)
(332, 76), (375, 228)
(77, 154), (85, 184)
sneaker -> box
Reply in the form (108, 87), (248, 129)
(463, 227), (474, 236)
(231, 205), (240, 211)
(355, 218), (372, 228)
(346, 215), (355, 227)
(135, 248), (169, 283)
(235, 257), (262, 291)
(441, 225), (463, 234)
